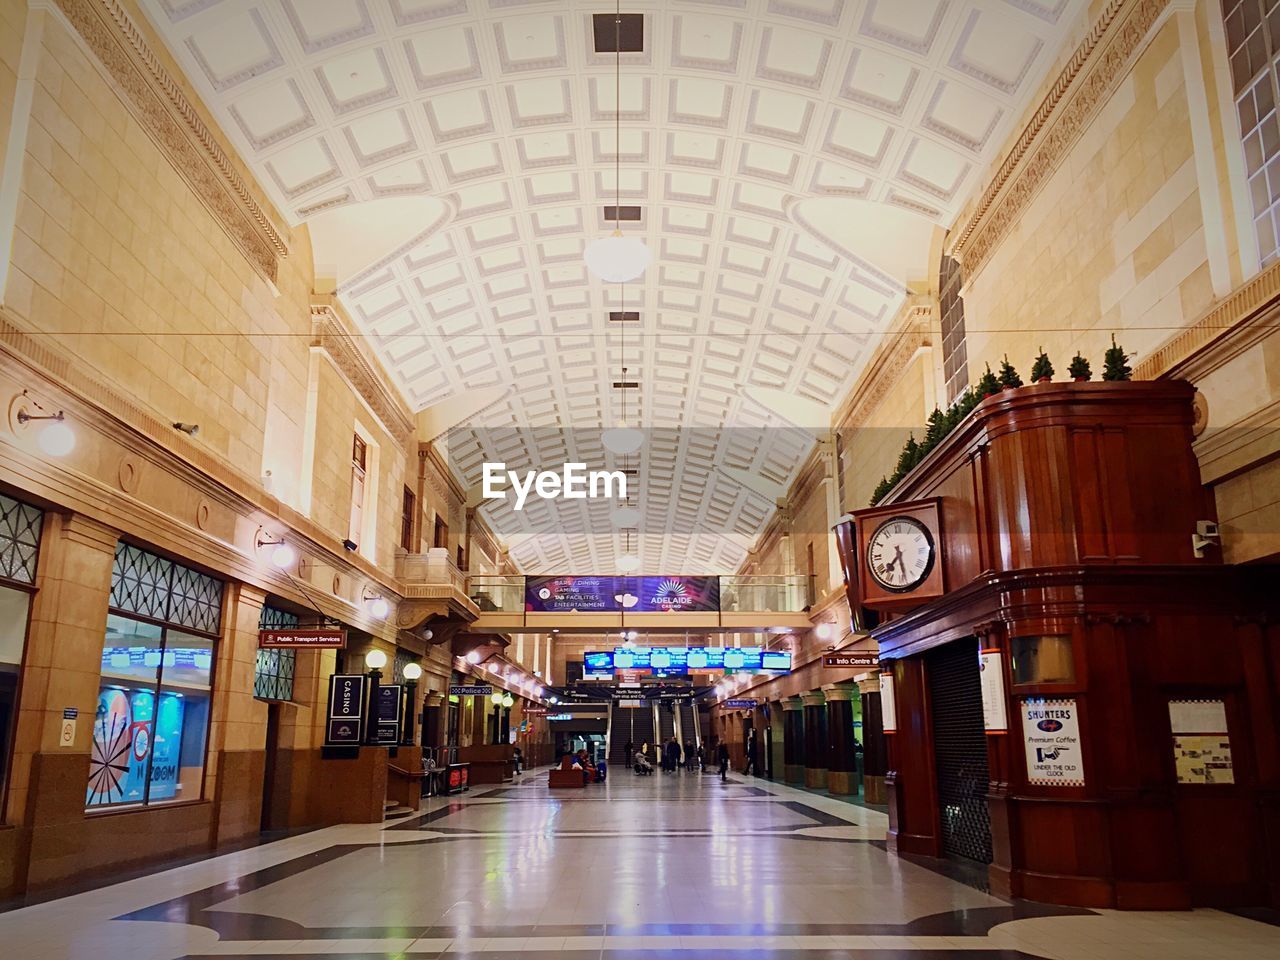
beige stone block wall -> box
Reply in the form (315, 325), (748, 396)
(961, 21), (1214, 384)
(839, 355), (929, 511)
(0, 0), (25, 166)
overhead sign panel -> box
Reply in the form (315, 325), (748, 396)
(582, 646), (792, 675)
(526, 575), (720, 612)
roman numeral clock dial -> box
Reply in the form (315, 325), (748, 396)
(866, 516), (935, 593)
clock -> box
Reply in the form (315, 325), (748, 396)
(866, 516), (935, 592)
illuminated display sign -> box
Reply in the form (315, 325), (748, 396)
(526, 575), (720, 612)
(582, 647), (791, 675)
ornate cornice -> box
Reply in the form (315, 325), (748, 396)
(950, 0), (1169, 273)
(311, 299), (415, 443)
(833, 300), (932, 430)
(51, 0), (287, 283)
(1135, 259), (1280, 380)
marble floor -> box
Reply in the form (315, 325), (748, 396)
(0, 770), (1276, 959)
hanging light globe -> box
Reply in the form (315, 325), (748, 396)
(612, 506), (641, 528)
(601, 425), (644, 455)
(583, 231), (651, 283)
(617, 554), (641, 572)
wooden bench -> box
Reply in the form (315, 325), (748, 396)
(548, 756), (586, 789)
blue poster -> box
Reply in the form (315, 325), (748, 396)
(148, 693), (185, 801)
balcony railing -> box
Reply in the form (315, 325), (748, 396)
(467, 575), (525, 613)
(396, 547), (468, 593)
(718, 575), (813, 613)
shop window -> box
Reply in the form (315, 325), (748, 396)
(88, 544), (222, 810)
(1010, 635), (1076, 685)
(401, 487), (416, 552)
(254, 606), (298, 702)
(0, 492), (42, 804)
(349, 434), (367, 546)
(1222, 1), (1280, 264)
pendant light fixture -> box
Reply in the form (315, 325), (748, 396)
(583, 2), (650, 283)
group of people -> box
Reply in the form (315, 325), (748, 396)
(568, 748), (605, 783)
(624, 738), (734, 780)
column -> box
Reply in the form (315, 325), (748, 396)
(803, 690), (828, 789)
(207, 583), (268, 847)
(782, 695), (806, 785)
(823, 682), (858, 796)
(7, 514), (118, 833)
(859, 678), (887, 805)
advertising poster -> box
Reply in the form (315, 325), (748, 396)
(1021, 698), (1084, 785)
(978, 650), (1008, 732)
(526, 576), (615, 612)
(326, 674), (367, 745)
(87, 688), (132, 805)
(525, 575), (721, 612)
(147, 692), (185, 801)
(127, 689), (155, 801)
(1169, 699), (1233, 785)
(880, 673), (897, 733)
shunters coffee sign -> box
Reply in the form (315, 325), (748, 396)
(1020, 697), (1084, 786)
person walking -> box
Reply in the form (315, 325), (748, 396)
(717, 740), (730, 781)
(745, 731), (758, 777)
(625, 739), (634, 768)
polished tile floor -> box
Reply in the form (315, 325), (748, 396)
(1, 769), (1276, 959)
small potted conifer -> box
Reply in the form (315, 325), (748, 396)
(1030, 348), (1054, 383)
(1102, 335), (1132, 381)
(998, 355), (1023, 390)
(977, 363), (1000, 398)
(1068, 353), (1091, 382)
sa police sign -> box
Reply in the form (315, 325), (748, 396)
(1020, 697), (1084, 786)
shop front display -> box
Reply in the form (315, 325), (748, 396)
(87, 544), (222, 810)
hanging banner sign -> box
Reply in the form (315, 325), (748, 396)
(1021, 698), (1084, 785)
(375, 684), (403, 745)
(880, 673), (897, 733)
(724, 699), (758, 709)
(978, 649), (1008, 733)
(823, 652), (880, 668)
(450, 684), (493, 697)
(326, 674), (366, 745)
(259, 628), (347, 649)
(525, 575), (720, 612)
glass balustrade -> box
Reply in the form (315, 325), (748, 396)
(467, 575), (525, 612)
(716, 575), (813, 613)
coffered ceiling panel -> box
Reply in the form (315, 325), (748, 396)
(141, 0), (1087, 574)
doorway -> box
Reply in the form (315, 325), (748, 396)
(926, 638), (992, 864)
(260, 701), (281, 832)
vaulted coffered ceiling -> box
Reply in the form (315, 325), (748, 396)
(141, 0), (1086, 574)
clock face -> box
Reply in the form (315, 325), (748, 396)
(866, 516), (935, 593)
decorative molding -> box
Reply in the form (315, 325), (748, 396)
(50, 0), (288, 284)
(1135, 259), (1280, 381)
(949, 0), (1167, 273)
(311, 299), (415, 443)
(833, 299), (933, 430)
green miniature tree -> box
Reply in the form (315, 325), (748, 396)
(1102, 335), (1132, 381)
(870, 476), (892, 506)
(998, 355), (1023, 389)
(977, 363), (1000, 397)
(923, 406), (948, 449)
(1030, 348), (1054, 383)
(1068, 353), (1092, 381)
(894, 434), (921, 477)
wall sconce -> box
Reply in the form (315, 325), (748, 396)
(16, 392), (75, 457)
(256, 531), (296, 570)
(363, 589), (389, 619)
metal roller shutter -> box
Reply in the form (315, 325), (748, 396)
(926, 638), (993, 864)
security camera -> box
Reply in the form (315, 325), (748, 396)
(1192, 520), (1220, 558)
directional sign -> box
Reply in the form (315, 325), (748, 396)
(823, 652), (880, 668)
(260, 628), (346, 649)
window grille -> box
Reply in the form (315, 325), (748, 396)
(0, 493), (43, 584)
